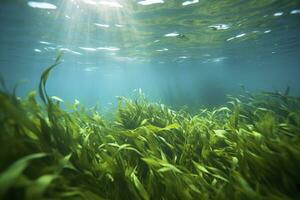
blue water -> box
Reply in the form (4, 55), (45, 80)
(1, 0), (300, 109)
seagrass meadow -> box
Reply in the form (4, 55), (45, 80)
(0, 57), (300, 200)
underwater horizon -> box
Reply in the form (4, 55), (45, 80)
(1, 0), (300, 200)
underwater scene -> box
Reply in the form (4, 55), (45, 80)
(1, 0), (300, 199)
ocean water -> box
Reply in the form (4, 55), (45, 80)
(1, 1), (300, 199)
(1, 0), (300, 108)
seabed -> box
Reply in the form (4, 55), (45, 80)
(0, 58), (300, 200)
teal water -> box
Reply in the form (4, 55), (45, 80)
(1, 0), (300, 109)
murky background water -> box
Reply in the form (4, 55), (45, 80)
(1, 0), (300, 109)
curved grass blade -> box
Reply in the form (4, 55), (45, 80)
(38, 52), (63, 104)
(0, 153), (47, 198)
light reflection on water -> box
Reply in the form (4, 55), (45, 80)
(15, 0), (300, 65)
